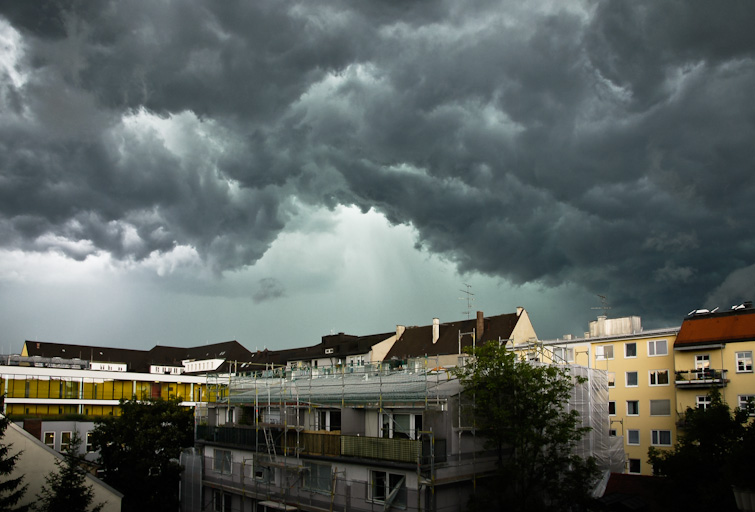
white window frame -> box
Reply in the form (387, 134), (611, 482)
(60, 431), (72, 452)
(553, 347), (574, 363)
(627, 429), (640, 445)
(624, 342), (637, 359)
(44, 432), (55, 450)
(651, 430), (672, 446)
(649, 399), (671, 416)
(86, 432), (94, 452)
(695, 354), (710, 370)
(369, 470), (406, 505)
(647, 339), (668, 357)
(380, 412), (422, 440)
(738, 395), (755, 415)
(596, 345), (614, 361)
(213, 490), (232, 512)
(649, 369), (670, 386)
(607, 372), (616, 388)
(213, 449), (232, 475)
(318, 410), (342, 432)
(303, 462), (332, 494)
(696, 395), (711, 410)
(736, 351), (753, 373)
(627, 400), (639, 416)
(625, 371), (638, 387)
(608, 401), (616, 416)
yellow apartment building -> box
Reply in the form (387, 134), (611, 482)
(673, 305), (755, 416)
(525, 315), (679, 476)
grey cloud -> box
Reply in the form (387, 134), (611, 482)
(1, 0), (755, 324)
(253, 277), (285, 304)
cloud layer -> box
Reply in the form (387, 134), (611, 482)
(2, 0), (755, 327)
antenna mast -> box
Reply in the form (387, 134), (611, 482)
(459, 283), (475, 319)
(591, 295), (611, 316)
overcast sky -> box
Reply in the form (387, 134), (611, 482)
(1, 1), (754, 352)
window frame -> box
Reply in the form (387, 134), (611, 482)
(696, 395), (711, 410)
(627, 400), (639, 416)
(647, 339), (668, 357)
(649, 369), (670, 386)
(60, 431), (72, 452)
(627, 429), (640, 445)
(213, 449), (232, 475)
(628, 459), (641, 474)
(624, 342), (637, 358)
(86, 432), (94, 452)
(553, 346), (574, 363)
(651, 430), (672, 446)
(607, 372), (616, 388)
(303, 462), (332, 494)
(608, 401), (616, 416)
(625, 371), (638, 387)
(596, 345), (614, 361)
(738, 395), (755, 416)
(736, 351), (753, 373)
(44, 431), (55, 450)
(649, 399), (671, 416)
(369, 470), (406, 506)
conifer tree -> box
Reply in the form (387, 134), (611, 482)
(35, 432), (104, 512)
(0, 396), (28, 512)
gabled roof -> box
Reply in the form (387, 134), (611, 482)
(385, 312), (521, 360)
(675, 308), (755, 348)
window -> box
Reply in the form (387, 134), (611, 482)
(609, 429), (617, 437)
(44, 432), (55, 449)
(628, 459), (641, 474)
(626, 371), (638, 387)
(697, 395), (711, 410)
(213, 449), (232, 475)
(553, 347), (574, 363)
(607, 372), (616, 388)
(627, 430), (640, 445)
(60, 432), (72, 452)
(695, 354), (710, 370)
(649, 370), (670, 386)
(608, 401), (616, 415)
(86, 432), (94, 452)
(370, 470), (406, 507)
(736, 351), (753, 373)
(381, 412), (422, 440)
(318, 410), (342, 432)
(650, 399), (671, 416)
(738, 395), (755, 415)
(213, 490), (232, 512)
(625, 343), (637, 358)
(647, 339), (668, 357)
(627, 400), (639, 415)
(651, 430), (672, 446)
(596, 345), (614, 360)
(303, 462), (332, 493)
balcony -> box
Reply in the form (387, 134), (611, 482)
(675, 369), (728, 388)
(196, 425), (446, 465)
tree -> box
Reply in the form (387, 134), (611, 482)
(648, 388), (751, 511)
(91, 397), (194, 512)
(35, 433), (104, 512)
(0, 396), (28, 512)
(453, 343), (599, 512)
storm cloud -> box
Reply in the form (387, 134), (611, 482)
(2, 0), (755, 329)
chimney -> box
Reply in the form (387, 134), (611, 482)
(516, 306), (523, 316)
(432, 318), (440, 344)
(476, 311), (484, 340)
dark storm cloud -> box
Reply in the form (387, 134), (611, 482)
(253, 278), (286, 304)
(2, 0), (755, 324)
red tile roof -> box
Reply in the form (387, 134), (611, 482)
(675, 309), (755, 347)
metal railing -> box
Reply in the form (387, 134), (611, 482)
(674, 369), (728, 387)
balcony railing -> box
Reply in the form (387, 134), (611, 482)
(675, 369), (728, 388)
(196, 425), (445, 465)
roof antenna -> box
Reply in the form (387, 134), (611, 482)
(591, 295), (611, 316)
(459, 283), (475, 319)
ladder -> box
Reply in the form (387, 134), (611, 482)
(263, 427), (276, 462)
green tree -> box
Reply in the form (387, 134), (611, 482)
(453, 343), (599, 512)
(0, 396), (28, 512)
(91, 397), (194, 512)
(648, 388), (751, 511)
(35, 433), (104, 512)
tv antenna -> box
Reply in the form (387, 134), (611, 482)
(592, 294), (611, 315)
(459, 283), (475, 319)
